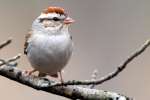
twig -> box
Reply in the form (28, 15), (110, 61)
(51, 40), (150, 86)
(0, 38), (12, 49)
(0, 54), (21, 66)
(89, 69), (98, 89)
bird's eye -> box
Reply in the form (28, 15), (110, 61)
(53, 17), (60, 21)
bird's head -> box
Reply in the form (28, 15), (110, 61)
(33, 6), (74, 34)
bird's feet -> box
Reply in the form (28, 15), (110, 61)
(24, 69), (37, 76)
(58, 71), (64, 84)
(49, 71), (64, 84)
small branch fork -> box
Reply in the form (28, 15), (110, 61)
(51, 40), (150, 87)
(0, 38), (150, 100)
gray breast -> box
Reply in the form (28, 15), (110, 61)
(27, 33), (73, 74)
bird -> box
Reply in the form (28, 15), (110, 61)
(24, 6), (74, 82)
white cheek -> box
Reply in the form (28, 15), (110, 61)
(42, 20), (53, 27)
(45, 23), (62, 32)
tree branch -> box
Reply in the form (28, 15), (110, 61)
(51, 40), (150, 87)
(1, 38), (149, 100)
(0, 38), (12, 49)
(0, 54), (21, 66)
(0, 65), (131, 100)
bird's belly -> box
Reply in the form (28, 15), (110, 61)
(27, 35), (72, 75)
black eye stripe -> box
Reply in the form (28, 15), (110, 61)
(39, 18), (51, 23)
(39, 17), (63, 23)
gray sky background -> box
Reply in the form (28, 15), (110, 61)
(0, 0), (149, 100)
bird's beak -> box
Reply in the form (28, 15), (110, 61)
(64, 17), (75, 24)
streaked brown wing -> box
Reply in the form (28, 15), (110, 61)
(24, 30), (32, 55)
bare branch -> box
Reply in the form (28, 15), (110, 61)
(0, 38), (12, 49)
(2, 38), (150, 99)
(0, 38), (133, 100)
(0, 65), (131, 100)
(51, 39), (150, 86)
(0, 53), (21, 66)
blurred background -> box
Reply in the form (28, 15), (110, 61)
(0, 0), (149, 100)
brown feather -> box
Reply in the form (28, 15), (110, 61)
(43, 6), (65, 15)
(24, 30), (32, 55)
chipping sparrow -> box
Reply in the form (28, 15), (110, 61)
(24, 6), (74, 81)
